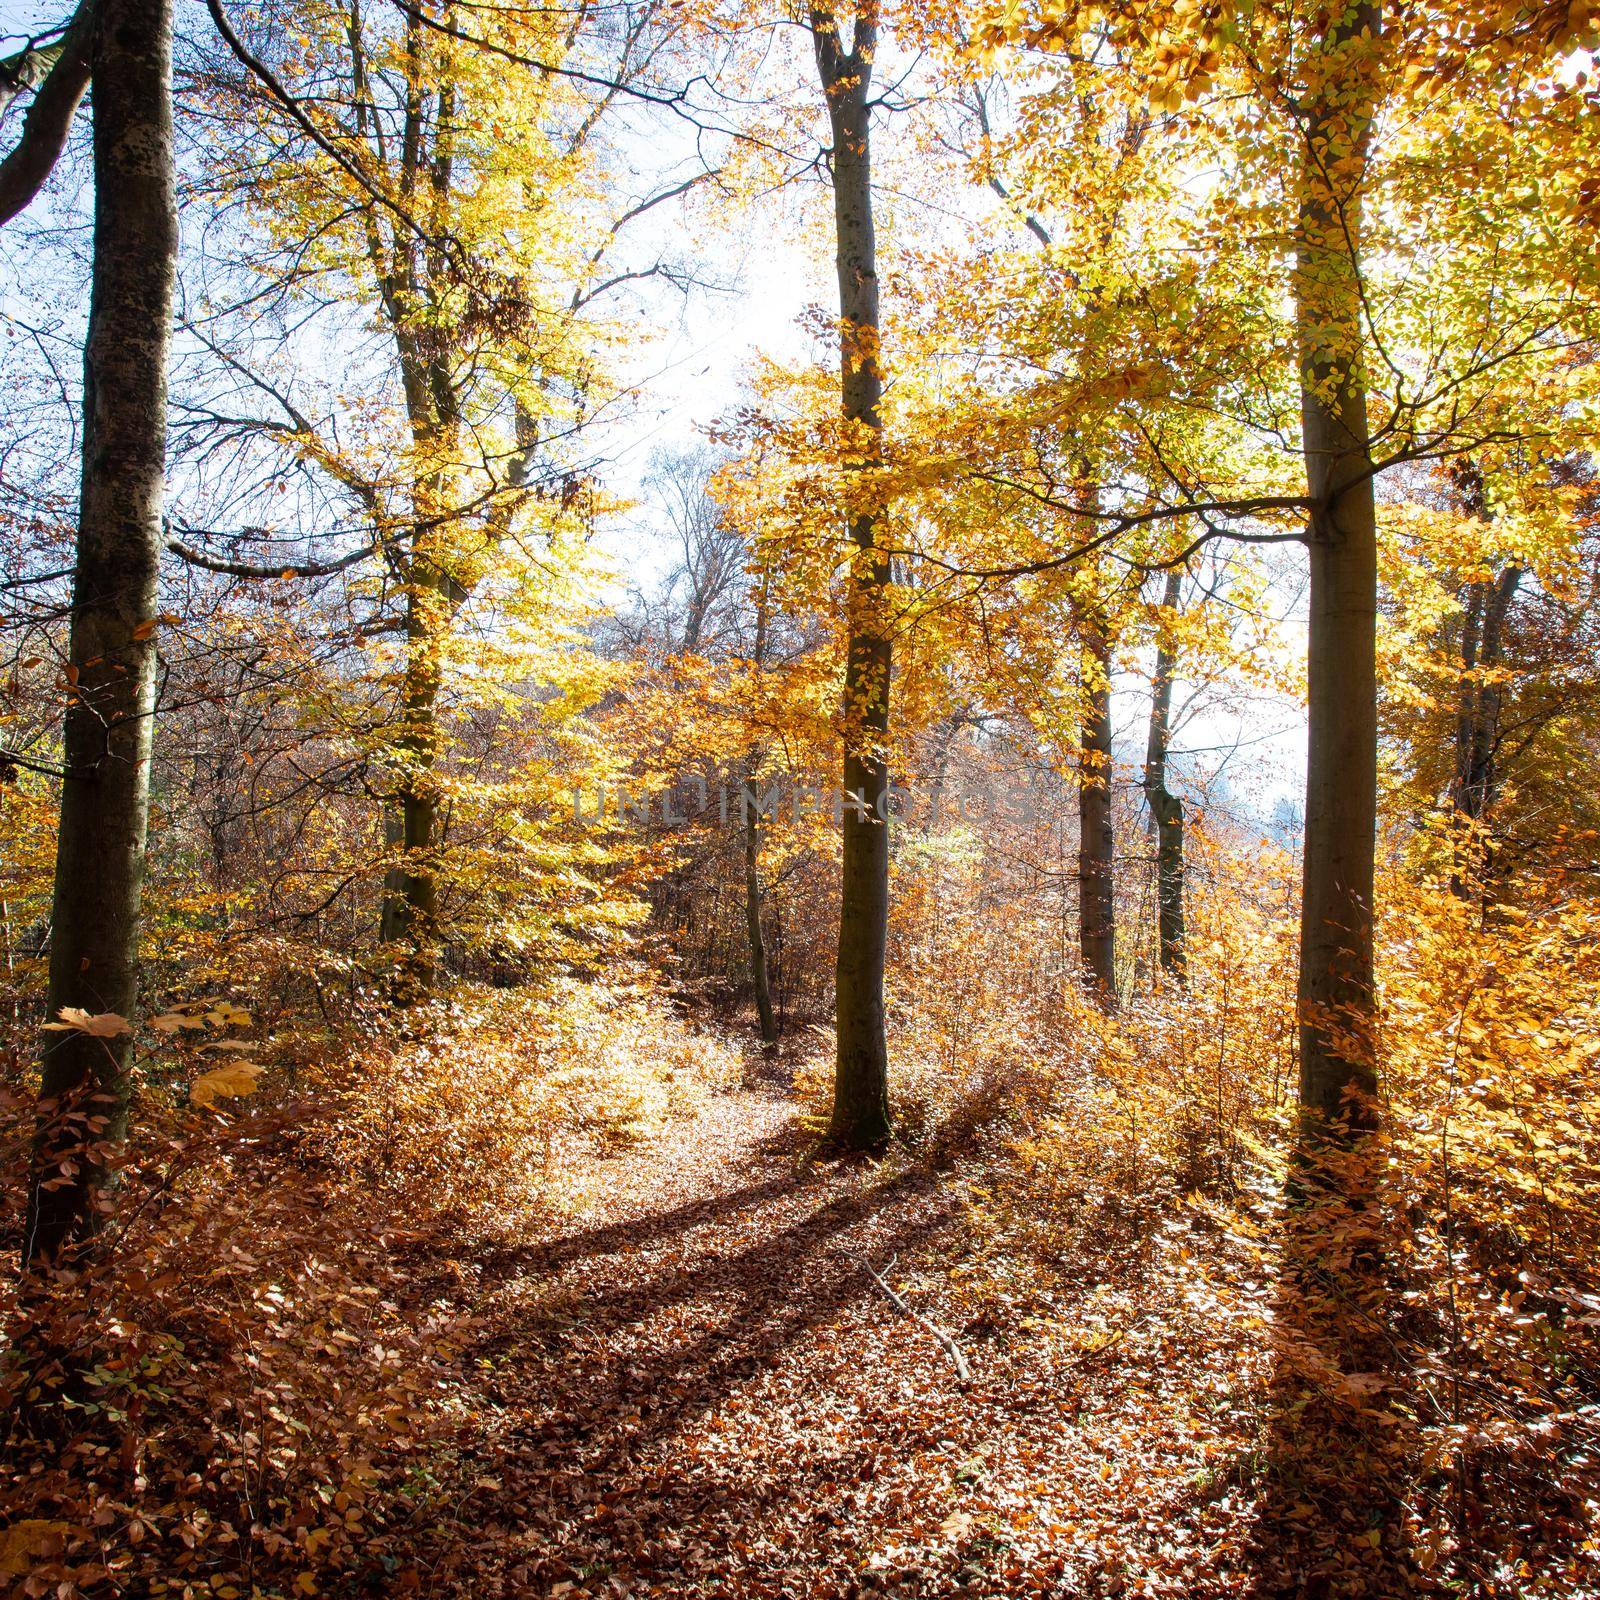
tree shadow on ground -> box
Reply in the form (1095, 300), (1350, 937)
(475, 1169), (819, 1279)
(415, 1158), (963, 1594)
(1238, 1142), (1435, 1600)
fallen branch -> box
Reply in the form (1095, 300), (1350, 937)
(861, 1253), (971, 1384)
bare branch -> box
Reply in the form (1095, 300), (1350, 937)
(0, 0), (93, 227)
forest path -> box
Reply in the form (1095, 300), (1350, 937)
(406, 1083), (1065, 1598)
(389, 1085), (1291, 1599)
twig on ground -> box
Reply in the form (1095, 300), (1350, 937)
(861, 1252), (972, 1383)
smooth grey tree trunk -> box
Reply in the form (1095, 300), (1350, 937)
(1143, 569), (1186, 981)
(1077, 605), (1117, 1004)
(1453, 575), (1485, 800)
(1293, 0), (1382, 1148)
(812, 1), (892, 1151)
(1451, 571), (1520, 815)
(379, 797), (408, 944)
(24, 0), (176, 1271)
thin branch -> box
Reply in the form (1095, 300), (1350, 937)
(0, 745), (68, 779)
(203, 0), (448, 259)
(860, 1253), (971, 1383)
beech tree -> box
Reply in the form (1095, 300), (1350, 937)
(810, 0), (893, 1150)
(960, 0), (1595, 1181)
(1289, 0), (1384, 1145)
(22, 0), (178, 1268)
(0, 0), (1596, 1586)
(0, 2), (93, 226)
(174, 0), (691, 995)
(1074, 591), (1116, 1001)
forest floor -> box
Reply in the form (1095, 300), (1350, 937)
(375, 1075), (1372, 1600)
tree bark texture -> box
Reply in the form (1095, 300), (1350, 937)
(813, 2), (892, 1151)
(1293, 0), (1383, 1145)
(25, 0), (176, 1271)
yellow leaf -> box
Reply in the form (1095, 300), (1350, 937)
(190, 1060), (264, 1108)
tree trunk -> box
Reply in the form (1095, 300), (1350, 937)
(364, 11), (460, 998)
(382, 574), (444, 996)
(1451, 575), (1485, 803)
(1143, 569), (1186, 981)
(1452, 571), (1520, 819)
(744, 598), (778, 1049)
(813, 2), (892, 1152)
(1077, 605), (1117, 1004)
(1448, 563), (1520, 897)
(24, 0), (176, 1271)
(380, 797), (406, 943)
(1293, 0), (1383, 1148)
(744, 779), (778, 1048)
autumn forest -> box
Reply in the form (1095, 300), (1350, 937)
(0, 0), (1598, 1593)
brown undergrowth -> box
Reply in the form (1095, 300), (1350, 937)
(2, 855), (1597, 1597)
(0, 985), (742, 1598)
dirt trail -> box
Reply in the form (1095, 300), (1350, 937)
(398, 1089), (1255, 1600)
(411, 1088), (1021, 1597)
